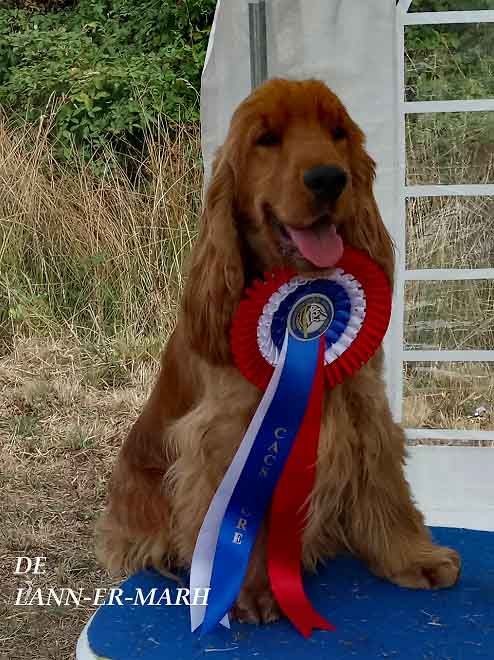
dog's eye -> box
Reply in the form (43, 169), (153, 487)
(256, 131), (281, 147)
(332, 126), (347, 141)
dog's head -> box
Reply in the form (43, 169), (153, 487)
(182, 79), (394, 363)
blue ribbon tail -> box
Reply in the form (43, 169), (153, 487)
(200, 334), (321, 634)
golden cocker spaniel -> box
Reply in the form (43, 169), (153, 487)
(97, 79), (460, 624)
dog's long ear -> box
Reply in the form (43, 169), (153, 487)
(344, 137), (395, 287)
(181, 149), (244, 364)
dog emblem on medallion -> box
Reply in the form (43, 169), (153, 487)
(288, 294), (334, 341)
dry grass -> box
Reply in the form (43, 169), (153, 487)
(1, 109), (493, 658)
(0, 111), (202, 350)
(0, 114), (201, 659)
(404, 122), (494, 436)
(0, 337), (156, 659)
(404, 362), (494, 440)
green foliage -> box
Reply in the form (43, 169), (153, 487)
(406, 24), (494, 104)
(406, 0), (494, 104)
(2, 0), (493, 166)
(405, 5), (494, 156)
(0, 0), (215, 161)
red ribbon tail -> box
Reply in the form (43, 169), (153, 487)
(267, 338), (336, 637)
(267, 535), (336, 637)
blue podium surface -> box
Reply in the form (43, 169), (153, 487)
(78, 528), (494, 659)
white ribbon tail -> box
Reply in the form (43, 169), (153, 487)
(189, 332), (289, 632)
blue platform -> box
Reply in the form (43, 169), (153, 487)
(78, 527), (494, 659)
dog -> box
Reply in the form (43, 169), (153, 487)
(97, 79), (461, 624)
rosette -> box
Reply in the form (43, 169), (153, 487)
(231, 246), (392, 390)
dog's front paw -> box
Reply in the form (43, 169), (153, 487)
(390, 546), (461, 590)
(231, 588), (281, 625)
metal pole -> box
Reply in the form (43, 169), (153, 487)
(249, 0), (268, 90)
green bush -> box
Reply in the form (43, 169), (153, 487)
(0, 0), (215, 161)
(406, 24), (494, 104)
(2, 0), (493, 165)
(405, 1), (494, 158)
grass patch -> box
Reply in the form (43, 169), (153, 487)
(0, 110), (202, 352)
(0, 336), (156, 658)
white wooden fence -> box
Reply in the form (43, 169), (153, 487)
(395, 2), (494, 439)
(396, 2), (494, 530)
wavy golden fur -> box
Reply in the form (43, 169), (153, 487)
(97, 80), (460, 623)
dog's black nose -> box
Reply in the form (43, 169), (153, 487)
(304, 165), (347, 201)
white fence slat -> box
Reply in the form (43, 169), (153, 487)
(405, 99), (494, 114)
(405, 268), (494, 281)
(406, 428), (494, 442)
(404, 350), (494, 362)
(404, 11), (494, 25)
(405, 184), (494, 197)
(387, 7), (408, 423)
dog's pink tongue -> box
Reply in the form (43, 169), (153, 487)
(286, 223), (344, 268)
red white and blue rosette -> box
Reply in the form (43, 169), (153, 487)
(189, 246), (392, 638)
(231, 246), (392, 391)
